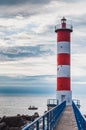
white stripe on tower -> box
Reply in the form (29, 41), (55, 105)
(57, 65), (70, 77)
(57, 42), (70, 54)
(55, 17), (73, 105)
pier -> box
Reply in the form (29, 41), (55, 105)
(55, 106), (78, 130)
(22, 101), (86, 130)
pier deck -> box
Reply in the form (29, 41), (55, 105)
(55, 106), (78, 130)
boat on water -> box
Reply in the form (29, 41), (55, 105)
(28, 106), (38, 110)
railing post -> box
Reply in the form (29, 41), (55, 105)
(47, 113), (49, 130)
(29, 125), (34, 130)
(49, 111), (51, 130)
(36, 121), (39, 130)
(43, 116), (45, 130)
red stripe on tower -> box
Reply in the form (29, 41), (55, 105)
(57, 54), (70, 65)
(57, 31), (71, 42)
(57, 78), (70, 90)
(55, 17), (73, 105)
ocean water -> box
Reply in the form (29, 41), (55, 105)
(0, 95), (55, 117)
(0, 94), (86, 117)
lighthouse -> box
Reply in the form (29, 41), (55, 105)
(55, 17), (73, 105)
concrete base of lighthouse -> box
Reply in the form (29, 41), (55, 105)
(56, 91), (72, 105)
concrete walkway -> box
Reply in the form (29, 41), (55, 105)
(55, 106), (78, 130)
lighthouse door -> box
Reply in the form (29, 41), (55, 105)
(61, 95), (66, 102)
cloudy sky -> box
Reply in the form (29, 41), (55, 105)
(0, 0), (86, 96)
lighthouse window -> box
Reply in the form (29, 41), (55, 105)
(61, 95), (65, 102)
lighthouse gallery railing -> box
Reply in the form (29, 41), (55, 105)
(22, 101), (66, 130)
(55, 24), (73, 31)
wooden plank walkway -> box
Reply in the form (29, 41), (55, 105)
(55, 106), (78, 130)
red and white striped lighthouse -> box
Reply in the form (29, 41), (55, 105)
(55, 17), (73, 105)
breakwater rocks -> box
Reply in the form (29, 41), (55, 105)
(0, 112), (39, 130)
(84, 115), (86, 118)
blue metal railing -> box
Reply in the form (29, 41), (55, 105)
(72, 101), (86, 130)
(73, 99), (81, 109)
(22, 101), (66, 130)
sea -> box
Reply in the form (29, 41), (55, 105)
(0, 94), (86, 117)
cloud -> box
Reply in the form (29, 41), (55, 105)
(59, 0), (86, 3)
(0, 53), (56, 77)
(0, 75), (55, 86)
(0, 0), (86, 96)
(0, 0), (51, 5)
(0, 44), (55, 62)
(0, 0), (53, 18)
(0, 0), (86, 19)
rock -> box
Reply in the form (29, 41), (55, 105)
(9, 127), (21, 130)
(44, 111), (47, 113)
(33, 112), (39, 118)
(0, 113), (40, 129)
(84, 114), (86, 118)
(1, 116), (25, 127)
(0, 118), (2, 123)
(17, 114), (21, 117)
(0, 122), (6, 129)
(2, 126), (9, 130)
(22, 115), (34, 121)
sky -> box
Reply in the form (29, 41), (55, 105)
(0, 0), (86, 96)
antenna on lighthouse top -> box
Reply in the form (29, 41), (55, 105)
(61, 17), (66, 28)
(61, 17), (66, 23)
